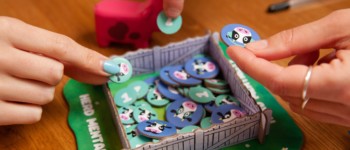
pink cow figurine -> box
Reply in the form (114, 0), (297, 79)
(94, 0), (162, 48)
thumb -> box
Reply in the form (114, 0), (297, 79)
(163, 0), (184, 18)
(245, 9), (350, 60)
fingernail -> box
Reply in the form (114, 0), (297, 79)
(103, 60), (119, 74)
(165, 8), (181, 18)
(246, 40), (268, 50)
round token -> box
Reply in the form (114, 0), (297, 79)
(166, 99), (203, 128)
(204, 101), (217, 113)
(207, 86), (230, 94)
(146, 87), (170, 107)
(114, 87), (137, 107)
(144, 76), (158, 86)
(188, 86), (215, 103)
(124, 124), (138, 139)
(200, 117), (212, 129)
(128, 81), (150, 99)
(110, 57), (133, 83)
(132, 100), (152, 108)
(178, 126), (199, 134)
(215, 95), (240, 107)
(211, 104), (246, 124)
(168, 65), (202, 86)
(160, 66), (179, 86)
(133, 105), (158, 123)
(204, 79), (228, 88)
(129, 135), (152, 149)
(118, 105), (136, 124)
(157, 81), (185, 101)
(157, 11), (182, 34)
(221, 24), (260, 47)
(137, 120), (177, 139)
(184, 57), (219, 79)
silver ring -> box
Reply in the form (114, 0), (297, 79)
(301, 66), (312, 110)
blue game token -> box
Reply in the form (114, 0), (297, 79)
(144, 76), (158, 86)
(157, 81), (185, 101)
(129, 135), (152, 149)
(184, 57), (220, 79)
(110, 57), (133, 83)
(160, 66), (180, 86)
(211, 104), (246, 124)
(204, 101), (217, 113)
(221, 24), (260, 47)
(133, 105), (158, 123)
(166, 99), (203, 128)
(118, 105), (136, 124)
(146, 87), (170, 107)
(124, 124), (138, 140)
(157, 11), (182, 35)
(128, 81), (150, 99)
(114, 87), (137, 107)
(137, 120), (177, 139)
(168, 65), (202, 86)
(215, 95), (240, 107)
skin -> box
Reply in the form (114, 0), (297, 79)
(227, 9), (350, 127)
(163, 0), (185, 18)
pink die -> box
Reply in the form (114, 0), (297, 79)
(94, 0), (162, 48)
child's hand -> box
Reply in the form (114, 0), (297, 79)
(0, 17), (109, 125)
(163, 0), (184, 18)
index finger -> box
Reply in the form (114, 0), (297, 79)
(163, 0), (184, 18)
(3, 17), (108, 77)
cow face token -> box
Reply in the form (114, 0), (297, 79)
(184, 57), (219, 79)
(211, 104), (246, 124)
(137, 120), (177, 139)
(157, 11), (182, 35)
(146, 87), (170, 107)
(215, 95), (240, 107)
(124, 124), (138, 140)
(114, 87), (137, 107)
(118, 105), (136, 124)
(168, 65), (202, 86)
(128, 81), (149, 99)
(157, 81), (184, 101)
(133, 105), (158, 123)
(166, 99), (203, 128)
(204, 101), (217, 113)
(160, 66), (179, 86)
(110, 57), (133, 83)
(221, 24), (260, 47)
(188, 86), (215, 103)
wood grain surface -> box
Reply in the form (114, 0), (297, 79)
(0, 0), (349, 149)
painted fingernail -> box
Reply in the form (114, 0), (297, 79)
(103, 60), (120, 74)
(246, 40), (268, 50)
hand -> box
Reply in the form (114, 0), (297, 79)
(163, 0), (184, 18)
(0, 17), (109, 125)
(227, 9), (350, 127)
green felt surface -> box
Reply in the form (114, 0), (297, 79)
(63, 42), (304, 150)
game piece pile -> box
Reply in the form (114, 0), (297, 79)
(113, 55), (246, 148)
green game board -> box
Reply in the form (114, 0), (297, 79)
(63, 43), (303, 150)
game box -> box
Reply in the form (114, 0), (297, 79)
(104, 33), (272, 150)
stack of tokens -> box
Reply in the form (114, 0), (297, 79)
(113, 55), (247, 148)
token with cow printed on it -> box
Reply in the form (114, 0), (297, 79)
(157, 81), (184, 101)
(109, 57), (133, 83)
(166, 99), (204, 128)
(146, 86), (170, 107)
(159, 66), (179, 87)
(168, 65), (202, 86)
(184, 57), (219, 79)
(221, 24), (260, 47)
(133, 105), (158, 123)
(118, 105), (136, 124)
(137, 120), (177, 139)
(211, 104), (246, 124)
(124, 124), (138, 140)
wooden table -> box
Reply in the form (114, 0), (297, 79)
(0, 0), (349, 149)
